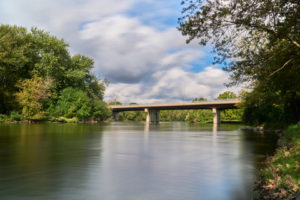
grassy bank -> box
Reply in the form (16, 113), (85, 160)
(255, 124), (300, 199)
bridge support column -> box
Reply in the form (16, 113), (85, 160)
(113, 112), (119, 121)
(212, 107), (220, 125)
(145, 109), (160, 124)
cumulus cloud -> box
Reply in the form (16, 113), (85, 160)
(0, 0), (136, 35)
(79, 15), (204, 83)
(105, 66), (238, 104)
(0, 0), (240, 104)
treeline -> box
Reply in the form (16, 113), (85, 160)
(0, 25), (111, 122)
(113, 91), (242, 123)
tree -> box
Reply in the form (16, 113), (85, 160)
(0, 25), (109, 121)
(192, 97), (207, 102)
(179, 0), (300, 126)
(92, 100), (111, 121)
(54, 87), (92, 120)
(216, 91), (242, 121)
(0, 25), (31, 113)
(15, 76), (52, 120)
(216, 91), (237, 100)
(108, 101), (122, 105)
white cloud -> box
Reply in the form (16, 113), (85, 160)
(79, 15), (204, 83)
(105, 66), (239, 104)
(0, 0), (241, 104)
(0, 0), (137, 39)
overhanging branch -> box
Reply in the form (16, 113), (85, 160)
(269, 58), (294, 77)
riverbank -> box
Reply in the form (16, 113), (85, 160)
(0, 115), (109, 124)
(255, 124), (300, 200)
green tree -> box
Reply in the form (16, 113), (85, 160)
(185, 110), (212, 123)
(54, 87), (92, 120)
(192, 97), (207, 102)
(0, 25), (109, 121)
(216, 92), (237, 100)
(92, 99), (111, 121)
(179, 0), (300, 126)
(15, 76), (52, 120)
(216, 91), (242, 122)
(108, 101), (122, 105)
(0, 25), (31, 113)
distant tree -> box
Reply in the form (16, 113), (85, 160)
(192, 97), (207, 102)
(185, 110), (212, 123)
(216, 91), (242, 121)
(108, 101), (122, 105)
(216, 91), (237, 100)
(16, 76), (52, 121)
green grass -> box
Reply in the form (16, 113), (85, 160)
(255, 124), (300, 199)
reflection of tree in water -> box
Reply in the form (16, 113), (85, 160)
(241, 130), (279, 168)
(0, 123), (104, 199)
(228, 129), (279, 200)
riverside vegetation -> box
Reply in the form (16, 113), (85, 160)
(255, 124), (300, 199)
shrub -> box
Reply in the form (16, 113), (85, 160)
(92, 100), (111, 121)
(9, 111), (21, 121)
(0, 114), (8, 122)
(54, 87), (92, 120)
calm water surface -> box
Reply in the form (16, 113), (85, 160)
(0, 122), (278, 200)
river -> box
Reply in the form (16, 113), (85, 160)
(0, 122), (278, 200)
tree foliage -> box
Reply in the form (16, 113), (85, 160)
(216, 91), (242, 121)
(15, 76), (52, 120)
(192, 97), (207, 102)
(216, 91), (237, 100)
(54, 87), (91, 120)
(179, 0), (300, 126)
(0, 25), (110, 122)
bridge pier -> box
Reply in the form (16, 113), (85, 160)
(145, 108), (160, 124)
(113, 112), (119, 121)
(212, 107), (220, 125)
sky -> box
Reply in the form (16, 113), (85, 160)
(0, 0), (240, 104)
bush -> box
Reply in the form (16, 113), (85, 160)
(9, 111), (21, 121)
(54, 87), (92, 120)
(92, 100), (111, 121)
(0, 114), (8, 122)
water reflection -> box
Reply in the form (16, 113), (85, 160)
(0, 122), (278, 200)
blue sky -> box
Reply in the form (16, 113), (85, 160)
(125, 1), (181, 29)
(0, 0), (237, 104)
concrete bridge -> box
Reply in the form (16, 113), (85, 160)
(110, 99), (241, 124)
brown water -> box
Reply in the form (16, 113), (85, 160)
(0, 122), (278, 200)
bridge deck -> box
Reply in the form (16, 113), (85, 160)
(110, 100), (241, 112)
